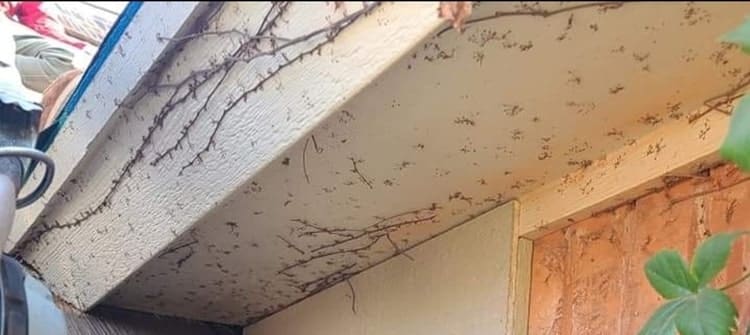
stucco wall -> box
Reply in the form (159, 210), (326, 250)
(243, 202), (516, 334)
(529, 164), (750, 334)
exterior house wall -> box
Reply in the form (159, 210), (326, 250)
(105, 2), (750, 323)
(529, 164), (750, 334)
(13, 1), (750, 327)
(15, 2), (444, 320)
(243, 202), (516, 335)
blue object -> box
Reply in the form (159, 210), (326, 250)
(36, 1), (143, 153)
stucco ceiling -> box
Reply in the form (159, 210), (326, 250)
(105, 2), (750, 325)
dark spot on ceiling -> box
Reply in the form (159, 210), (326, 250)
(454, 116), (476, 126)
(609, 84), (624, 94)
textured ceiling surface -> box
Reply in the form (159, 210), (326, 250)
(106, 2), (750, 325)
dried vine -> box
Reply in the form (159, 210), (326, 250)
(158, 230), (199, 268)
(151, 2), (291, 167)
(277, 235), (306, 255)
(346, 279), (357, 314)
(436, 2), (626, 37)
(669, 175), (750, 207)
(348, 157), (374, 189)
(299, 263), (357, 294)
(689, 71), (750, 123)
(19, 2), (380, 248)
(302, 135), (323, 184)
(177, 2), (379, 174)
(277, 205), (438, 287)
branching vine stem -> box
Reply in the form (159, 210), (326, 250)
(720, 271), (750, 291)
(436, 2), (626, 37)
(158, 29), (292, 43)
(18, 2), (381, 247)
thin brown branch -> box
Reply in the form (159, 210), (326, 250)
(349, 157), (373, 189)
(280, 235), (384, 275)
(159, 231), (200, 268)
(151, 4), (293, 165)
(224, 3), (377, 64)
(721, 271), (750, 291)
(277, 235), (306, 255)
(301, 135), (324, 184)
(153, 3), (288, 92)
(690, 73), (750, 123)
(369, 204), (439, 229)
(386, 233), (415, 261)
(258, 3), (286, 34)
(437, 2), (626, 36)
(18, 3), (297, 250)
(670, 176), (750, 206)
(175, 247), (195, 268)
(174, 2), (379, 174)
(178, 52), (302, 173)
(151, 68), (232, 166)
(311, 135), (323, 153)
(158, 29), (292, 43)
(309, 215), (436, 253)
(303, 137), (313, 184)
(690, 93), (744, 123)
(159, 239), (199, 258)
(292, 218), (357, 238)
(178, 1), (376, 173)
(298, 263), (357, 293)
(346, 279), (357, 314)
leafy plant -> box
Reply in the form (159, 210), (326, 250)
(639, 17), (750, 335)
(640, 233), (745, 334)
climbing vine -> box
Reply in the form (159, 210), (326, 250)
(639, 17), (750, 335)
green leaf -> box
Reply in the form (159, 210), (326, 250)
(691, 232), (742, 287)
(639, 299), (686, 335)
(721, 95), (750, 171)
(722, 17), (750, 54)
(645, 250), (698, 299)
(675, 288), (737, 335)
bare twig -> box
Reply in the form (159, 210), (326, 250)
(309, 215), (436, 253)
(349, 157), (374, 189)
(278, 206), (437, 279)
(721, 271), (750, 291)
(298, 263), (357, 293)
(689, 72), (750, 123)
(303, 137), (313, 184)
(16, 3), (301, 251)
(277, 235), (306, 255)
(292, 218), (357, 238)
(386, 233), (415, 261)
(180, 2), (380, 174)
(311, 135), (323, 153)
(279, 235), (384, 275)
(158, 29), (292, 43)
(151, 69), (231, 166)
(153, 3), (293, 161)
(158, 231), (200, 268)
(301, 135), (324, 184)
(159, 239), (199, 258)
(346, 279), (357, 314)
(175, 248), (195, 268)
(670, 176), (750, 206)
(436, 2), (626, 36)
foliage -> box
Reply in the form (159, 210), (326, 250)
(721, 96), (750, 171)
(721, 18), (750, 171)
(641, 17), (750, 335)
(640, 233), (743, 334)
